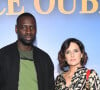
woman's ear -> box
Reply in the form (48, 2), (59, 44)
(81, 53), (83, 58)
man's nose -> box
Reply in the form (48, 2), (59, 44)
(26, 27), (31, 33)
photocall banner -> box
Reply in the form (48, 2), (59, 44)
(0, 0), (100, 77)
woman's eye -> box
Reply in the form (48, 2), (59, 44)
(65, 51), (70, 54)
(74, 49), (78, 52)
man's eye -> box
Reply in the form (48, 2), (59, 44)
(21, 25), (26, 30)
(30, 26), (35, 30)
(30, 26), (33, 30)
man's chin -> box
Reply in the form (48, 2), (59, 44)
(24, 43), (32, 46)
(21, 40), (33, 46)
(19, 37), (36, 46)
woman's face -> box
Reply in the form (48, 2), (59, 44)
(65, 42), (83, 67)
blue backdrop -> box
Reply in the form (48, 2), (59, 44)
(0, 0), (100, 78)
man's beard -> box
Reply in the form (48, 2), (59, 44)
(19, 35), (36, 46)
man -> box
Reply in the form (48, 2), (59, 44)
(0, 13), (54, 90)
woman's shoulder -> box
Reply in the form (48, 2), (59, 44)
(81, 67), (98, 75)
(55, 72), (67, 90)
(85, 68), (98, 75)
(87, 69), (100, 89)
(86, 68), (100, 83)
(89, 69), (99, 77)
(55, 71), (67, 80)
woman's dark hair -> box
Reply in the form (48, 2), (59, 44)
(58, 38), (88, 71)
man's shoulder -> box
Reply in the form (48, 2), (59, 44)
(33, 46), (49, 56)
(33, 46), (54, 66)
(0, 42), (17, 52)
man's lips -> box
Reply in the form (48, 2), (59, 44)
(25, 36), (32, 40)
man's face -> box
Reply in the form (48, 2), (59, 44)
(16, 16), (36, 45)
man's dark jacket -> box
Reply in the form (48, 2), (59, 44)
(0, 42), (55, 90)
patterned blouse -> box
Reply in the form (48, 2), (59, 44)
(55, 67), (100, 90)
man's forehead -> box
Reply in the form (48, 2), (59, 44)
(21, 24), (34, 26)
(17, 16), (36, 26)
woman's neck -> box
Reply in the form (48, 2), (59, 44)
(68, 64), (82, 75)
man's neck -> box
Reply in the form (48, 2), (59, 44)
(17, 41), (33, 51)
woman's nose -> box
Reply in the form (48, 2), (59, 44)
(70, 52), (74, 57)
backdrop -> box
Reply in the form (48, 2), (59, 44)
(0, 0), (100, 78)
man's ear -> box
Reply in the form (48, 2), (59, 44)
(15, 25), (18, 33)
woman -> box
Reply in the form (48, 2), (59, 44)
(55, 38), (100, 90)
